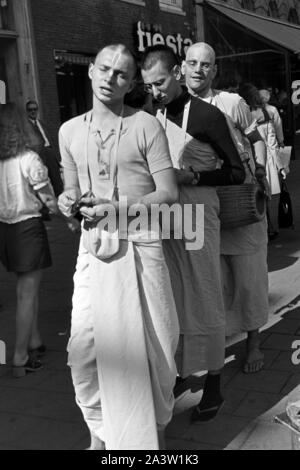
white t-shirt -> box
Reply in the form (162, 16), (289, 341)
(0, 150), (50, 224)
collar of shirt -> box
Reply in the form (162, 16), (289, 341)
(166, 86), (190, 116)
(89, 117), (116, 144)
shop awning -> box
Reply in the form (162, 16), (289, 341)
(203, 0), (300, 54)
(54, 50), (94, 65)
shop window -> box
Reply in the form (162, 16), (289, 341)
(0, 0), (10, 29)
(119, 0), (145, 5)
(288, 7), (299, 25)
(54, 50), (93, 123)
(159, 0), (185, 15)
(241, 0), (255, 11)
(268, 0), (280, 18)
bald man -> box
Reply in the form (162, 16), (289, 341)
(182, 42), (269, 374)
(58, 44), (179, 450)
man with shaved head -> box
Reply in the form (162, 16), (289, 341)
(141, 45), (245, 423)
(182, 42), (269, 375)
(58, 44), (179, 450)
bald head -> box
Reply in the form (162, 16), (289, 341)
(185, 42), (216, 65)
(94, 44), (137, 78)
(182, 42), (217, 98)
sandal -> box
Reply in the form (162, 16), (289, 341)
(12, 358), (43, 378)
(191, 398), (224, 423)
(174, 376), (190, 399)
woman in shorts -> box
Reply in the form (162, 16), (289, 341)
(0, 103), (58, 377)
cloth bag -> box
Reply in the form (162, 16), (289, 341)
(216, 116), (266, 229)
(83, 220), (120, 260)
(81, 112), (123, 260)
(278, 179), (294, 229)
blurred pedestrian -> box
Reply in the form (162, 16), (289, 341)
(259, 89), (285, 148)
(26, 100), (63, 198)
(0, 103), (58, 377)
(239, 83), (285, 240)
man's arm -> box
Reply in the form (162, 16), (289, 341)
(272, 107), (284, 147)
(58, 128), (81, 217)
(197, 111), (245, 186)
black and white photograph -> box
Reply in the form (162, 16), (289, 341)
(0, 0), (300, 452)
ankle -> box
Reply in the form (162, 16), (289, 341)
(201, 373), (222, 404)
(13, 353), (29, 366)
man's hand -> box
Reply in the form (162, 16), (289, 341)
(254, 164), (271, 200)
(174, 168), (194, 185)
(79, 198), (112, 223)
(58, 188), (81, 218)
(66, 217), (81, 234)
(44, 196), (59, 215)
(254, 164), (266, 181)
(280, 168), (289, 179)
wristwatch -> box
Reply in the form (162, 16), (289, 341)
(189, 166), (201, 186)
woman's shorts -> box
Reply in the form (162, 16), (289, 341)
(0, 217), (52, 273)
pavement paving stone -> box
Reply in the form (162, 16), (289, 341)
(0, 366), (56, 389)
(222, 388), (249, 415)
(268, 319), (300, 335)
(261, 333), (299, 351)
(224, 421), (258, 450)
(280, 373), (300, 397)
(166, 409), (192, 439)
(282, 305), (300, 320)
(166, 438), (221, 450)
(0, 386), (82, 422)
(70, 433), (90, 450)
(221, 366), (240, 387)
(34, 369), (74, 394)
(269, 351), (300, 372)
(238, 421), (292, 450)
(226, 369), (291, 394)
(232, 391), (283, 419)
(182, 414), (251, 448)
(0, 412), (87, 450)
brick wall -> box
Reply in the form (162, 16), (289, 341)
(29, 0), (195, 147)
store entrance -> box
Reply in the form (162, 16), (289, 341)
(54, 50), (93, 124)
(204, 7), (297, 149)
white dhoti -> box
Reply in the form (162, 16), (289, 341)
(67, 238), (179, 450)
(163, 186), (225, 377)
(221, 219), (269, 337)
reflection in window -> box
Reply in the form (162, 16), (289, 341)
(241, 0), (255, 11)
(268, 0), (280, 18)
(159, 0), (183, 10)
(288, 7), (300, 25)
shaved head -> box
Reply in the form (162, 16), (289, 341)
(182, 42), (217, 98)
(94, 44), (137, 77)
(185, 42), (216, 65)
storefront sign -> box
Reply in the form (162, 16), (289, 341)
(292, 80), (300, 105)
(136, 21), (192, 57)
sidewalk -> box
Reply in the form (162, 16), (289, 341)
(0, 162), (300, 450)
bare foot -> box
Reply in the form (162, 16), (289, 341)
(243, 348), (264, 374)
